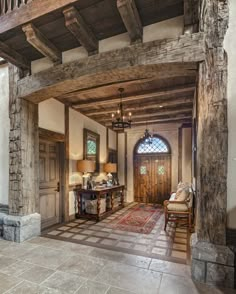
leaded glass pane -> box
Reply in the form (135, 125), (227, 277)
(87, 140), (96, 155)
(158, 165), (165, 175)
(137, 137), (169, 154)
(140, 166), (147, 175)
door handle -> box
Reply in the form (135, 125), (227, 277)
(55, 182), (60, 192)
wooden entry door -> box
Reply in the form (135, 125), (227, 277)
(134, 155), (171, 204)
(39, 139), (61, 229)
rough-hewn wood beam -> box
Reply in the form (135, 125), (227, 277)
(117, 0), (143, 43)
(63, 6), (98, 55)
(0, 41), (30, 69)
(22, 23), (62, 64)
(106, 116), (192, 127)
(0, 0), (79, 35)
(18, 33), (204, 102)
(84, 97), (193, 117)
(73, 86), (195, 109)
(99, 108), (193, 123)
(184, 0), (198, 33)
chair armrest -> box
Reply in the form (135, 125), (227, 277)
(165, 200), (189, 205)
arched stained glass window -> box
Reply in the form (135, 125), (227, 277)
(136, 136), (170, 154)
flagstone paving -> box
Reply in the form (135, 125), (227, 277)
(0, 237), (235, 293)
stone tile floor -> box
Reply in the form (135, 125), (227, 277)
(43, 203), (189, 264)
(0, 237), (235, 293)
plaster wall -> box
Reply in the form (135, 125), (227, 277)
(118, 133), (125, 188)
(122, 124), (180, 203)
(31, 16), (184, 74)
(38, 99), (116, 217)
(182, 127), (192, 184)
(0, 64), (9, 205)
(224, 0), (236, 229)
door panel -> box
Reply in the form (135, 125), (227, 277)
(134, 155), (171, 204)
(39, 139), (60, 229)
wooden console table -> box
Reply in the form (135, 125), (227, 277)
(74, 185), (125, 221)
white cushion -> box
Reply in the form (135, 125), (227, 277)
(169, 193), (176, 201)
(167, 203), (188, 212)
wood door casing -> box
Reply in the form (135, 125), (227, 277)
(134, 155), (171, 204)
(39, 139), (60, 229)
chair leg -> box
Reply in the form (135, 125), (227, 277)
(164, 212), (168, 231)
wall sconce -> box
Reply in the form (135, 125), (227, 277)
(77, 160), (95, 189)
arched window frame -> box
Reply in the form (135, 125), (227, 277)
(134, 135), (171, 155)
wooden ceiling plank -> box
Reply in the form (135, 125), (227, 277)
(84, 97), (193, 116)
(117, 0), (143, 43)
(0, 41), (30, 69)
(105, 116), (193, 127)
(72, 85), (195, 108)
(0, 0), (80, 35)
(63, 6), (98, 55)
(99, 108), (193, 123)
(22, 23), (62, 64)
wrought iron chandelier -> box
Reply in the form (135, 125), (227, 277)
(142, 127), (153, 145)
(111, 88), (132, 130)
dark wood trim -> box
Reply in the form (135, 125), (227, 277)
(64, 106), (70, 222)
(125, 132), (128, 188)
(178, 127), (183, 182)
(39, 128), (65, 142)
(106, 127), (109, 162)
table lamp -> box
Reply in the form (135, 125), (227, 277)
(77, 160), (95, 189)
(104, 163), (117, 186)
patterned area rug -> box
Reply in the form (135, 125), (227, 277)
(112, 204), (163, 234)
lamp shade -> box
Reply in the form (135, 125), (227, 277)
(77, 160), (95, 173)
(104, 163), (117, 173)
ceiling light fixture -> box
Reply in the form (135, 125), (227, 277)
(142, 123), (153, 145)
(111, 88), (132, 130)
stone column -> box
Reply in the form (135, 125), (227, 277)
(191, 0), (235, 288)
(1, 65), (41, 242)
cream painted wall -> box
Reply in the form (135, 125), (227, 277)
(182, 128), (192, 183)
(39, 98), (65, 134)
(31, 16), (184, 74)
(39, 99), (116, 217)
(224, 0), (236, 229)
(108, 129), (117, 150)
(123, 124), (180, 202)
(0, 64), (9, 205)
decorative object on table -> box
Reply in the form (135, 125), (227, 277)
(77, 159), (95, 189)
(104, 163), (117, 187)
(111, 88), (132, 130)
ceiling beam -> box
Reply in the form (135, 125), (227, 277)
(18, 33), (204, 102)
(0, 0), (80, 35)
(22, 23), (62, 64)
(184, 0), (198, 33)
(84, 97), (193, 117)
(0, 41), (30, 69)
(106, 116), (193, 127)
(117, 0), (143, 43)
(63, 6), (98, 55)
(72, 85), (195, 108)
(99, 108), (193, 123)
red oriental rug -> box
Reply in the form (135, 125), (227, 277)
(112, 204), (163, 234)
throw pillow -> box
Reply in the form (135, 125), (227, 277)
(176, 189), (189, 202)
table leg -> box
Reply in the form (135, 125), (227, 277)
(97, 193), (101, 221)
(121, 188), (124, 208)
(77, 192), (81, 217)
(111, 191), (114, 211)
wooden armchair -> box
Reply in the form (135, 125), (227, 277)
(164, 191), (193, 232)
